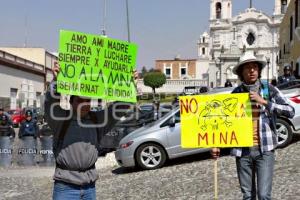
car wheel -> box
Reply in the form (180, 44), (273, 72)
(135, 143), (166, 170)
(276, 119), (293, 148)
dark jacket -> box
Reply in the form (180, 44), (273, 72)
(18, 119), (39, 138)
(277, 74), (296, 85)
(44, 82), (127, 185)
(0, 114), (15, 137)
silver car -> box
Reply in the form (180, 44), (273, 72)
(115, 108), (209, 170)
(277, 88), (300, 148)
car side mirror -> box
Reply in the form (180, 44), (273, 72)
(168, 117), (176, 127)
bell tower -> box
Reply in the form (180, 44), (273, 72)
(274, 0), (291, 15)
(210, 0), (232, 20)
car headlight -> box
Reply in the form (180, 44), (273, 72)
(120, 141), (133, 149)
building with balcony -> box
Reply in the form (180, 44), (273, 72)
(278, 0), (300, 78)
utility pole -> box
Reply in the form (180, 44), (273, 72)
(126, 0), (131, 42)
(250, 0), (252, 8)
(101, 0), (107, 36)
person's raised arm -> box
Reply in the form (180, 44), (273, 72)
(44, 62), (67, 133)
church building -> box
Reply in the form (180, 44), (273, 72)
(197, 0), (289, 88)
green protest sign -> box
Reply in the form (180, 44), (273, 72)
(57, 30), (138, 103)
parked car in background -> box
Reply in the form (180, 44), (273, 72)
(183, 86), (209, 95)
(7, 109), (25, 127)
(98, 103), (173, 156)
(277, 79), (300, 90)
(276, 88), (300, 148)
(115, 107), (210, 170)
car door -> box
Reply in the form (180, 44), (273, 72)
(164, 110), (186, 156)
(164, 110), (208, 158)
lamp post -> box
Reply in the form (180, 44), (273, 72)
(214, 56), (224, 87)
(266, 57), (270, 83)
(214, 58), (220, 87)
(125, 0), (131, 42)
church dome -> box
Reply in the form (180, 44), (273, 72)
(232, 8), (273, 24)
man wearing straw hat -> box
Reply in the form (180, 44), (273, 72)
(211, 51), (295, 200)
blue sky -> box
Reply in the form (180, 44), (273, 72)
(0, 0), (274, 70)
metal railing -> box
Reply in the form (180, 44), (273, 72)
(137, 79), (208, 94)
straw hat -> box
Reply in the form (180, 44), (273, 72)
(233, 51), (266, 75)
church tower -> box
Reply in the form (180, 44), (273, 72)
(210, 0), (232, 20)
(274, 0), (291, 15)
(198, 32), (210, 58)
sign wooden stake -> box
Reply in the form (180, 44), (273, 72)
(214, 159), (218, 200)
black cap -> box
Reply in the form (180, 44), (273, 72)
(284, 64), (292, 71)
(25, 110), (33, 117)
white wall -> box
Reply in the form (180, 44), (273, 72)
(0, 64), (44, 108)
(0, 48), (46, 66)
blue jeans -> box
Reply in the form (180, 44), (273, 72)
(236, 147), (275, 200)
(53, 181), (96, 200)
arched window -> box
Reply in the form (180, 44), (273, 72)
(203, 37), (205, 43)
(216, 2), (222, 19)
(247, 32), (255, 46)
(290, 16), (294, 41)
(202, 48), (206, 55)
(296, 0), (299, 28)
(281, 0), (288, 14)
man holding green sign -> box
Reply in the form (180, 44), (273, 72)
(45, 30), (138, 200)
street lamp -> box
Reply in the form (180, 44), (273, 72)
(215, 58), (221, 87)
(214, 56), (224, 87)
(266, 57), (270, 83)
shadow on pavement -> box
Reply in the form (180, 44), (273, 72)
(111, 166), (140, 175)
(112, 149), (231, 175)
(165, 149), (230, 168)
(290, 133), (300, 145)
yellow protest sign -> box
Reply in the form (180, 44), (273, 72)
(180, 93), (253, 148)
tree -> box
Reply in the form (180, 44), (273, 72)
(141, 66), (148, 78)
(143, 71), (166, 95)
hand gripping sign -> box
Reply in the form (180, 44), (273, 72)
(57, 30), (138, 103)
(180, 93), (253, 199)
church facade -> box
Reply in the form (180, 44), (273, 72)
(197, 0), (290, 88)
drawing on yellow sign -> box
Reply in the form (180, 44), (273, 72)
(180, 93), (253, 148)
(198, 98), (238, 131)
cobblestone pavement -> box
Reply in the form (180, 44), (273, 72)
(0, 134), (300, 200)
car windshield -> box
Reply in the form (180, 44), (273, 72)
(140, 105), (154, 111)
(145, 108), (179, 127)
